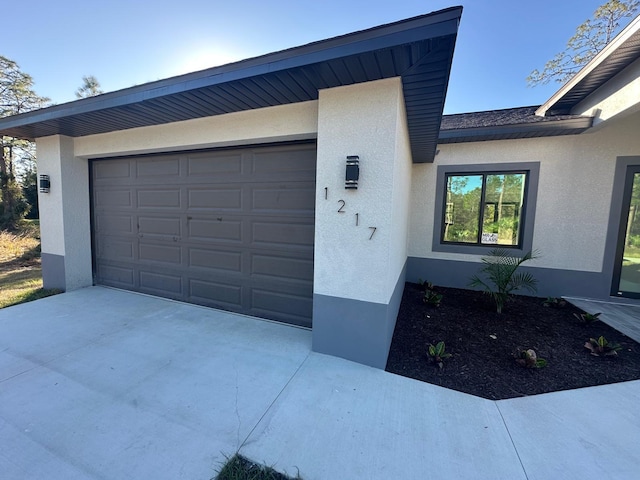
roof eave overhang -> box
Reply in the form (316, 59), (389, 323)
(536, 15), (640, 117)
(0, 7), (462, 164)
(438, 116), (593, 144)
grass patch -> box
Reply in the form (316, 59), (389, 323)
(0, 286), (62, 309)
(0, 230), (40, 263)
(215, 454), (302, 480)
(0, 220), (61, 308)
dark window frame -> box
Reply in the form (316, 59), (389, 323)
(432, 162), (540, 256)
(611, 164), (640, 298)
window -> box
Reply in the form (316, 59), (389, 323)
(432, 163), (539, 255)
(443, 172), (527, 246)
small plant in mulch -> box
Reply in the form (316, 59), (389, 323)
(423, 289), (443, 307)
(469, 248), (539, 314)
(514, 348), (548, 368)
(585, 336), (622, 357)
(418, 279), (443, 307)
(543, 297), (567, 308)
(427, 341), (452, 369)
(574, 311), (602, 324)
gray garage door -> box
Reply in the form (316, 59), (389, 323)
(91, 143), (316, 327)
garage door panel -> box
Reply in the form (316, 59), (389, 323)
(95, 214), (133, 234)
(251, 289), (313, 325)
(136, 157), (181, 177)
(94, 161), (130, 180)
(188, 218), (243, 242)
(251, 254), (313, 281)
(97, 264), (135, 288)
(252, 221), (314, 247)
(251, 185), (315, 214)
(188, 188), (243, 210)
(189, 279), (243, 309)
(139, 270), (182, 296)
(138, 216), (181, 236)
(137, 189), (181, 208)
(251, 148), (316, 177)
(138, 243), (182, 264)
(187, 152), (242, 176)
(95, 189), (133, 208)
(98, 237), (134, 260)
(189, 248), (242, 273)
(93, 143), (315, 326)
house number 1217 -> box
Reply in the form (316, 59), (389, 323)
(333, 198), (376, 240)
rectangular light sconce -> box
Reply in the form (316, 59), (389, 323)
(345, 155), (360, 189)
(39, 175), (50, 193)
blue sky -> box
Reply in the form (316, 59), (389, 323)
(4, 0), (624, 114)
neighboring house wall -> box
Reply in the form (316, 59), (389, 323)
(313, 77), (412, 368)
(408, 110), (640, 299)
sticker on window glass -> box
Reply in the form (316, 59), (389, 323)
(481, 232), (498, 244)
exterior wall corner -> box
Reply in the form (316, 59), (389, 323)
(312, 78), (411, 367)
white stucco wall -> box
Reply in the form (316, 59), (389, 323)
(389, 89), (412, 293)
(409, 110), (640, 273)
(36, 135), (93, 289)
(572, 57), (640, 126)
(74, 101), (318, 158)
(36, 136), (68, 257)
(314, 77), (411, 304)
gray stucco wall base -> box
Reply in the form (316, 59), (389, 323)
(312, 264), (406, 369)
(41, 253), (66, 291)
(407, 257), (612, 300)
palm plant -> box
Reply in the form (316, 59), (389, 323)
(470, 248), (539, 313)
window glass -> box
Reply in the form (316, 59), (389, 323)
(443, 174), (482, 243)
(443, 172), (527, 247)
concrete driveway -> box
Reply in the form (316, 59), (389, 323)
(1, 287), (639, 479)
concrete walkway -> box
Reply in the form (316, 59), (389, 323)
(0, 287), (638, 480)
(566, 296), (640, 343)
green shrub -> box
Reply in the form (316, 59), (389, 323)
(428, 341), (452, 368)
(543, 297), (566, 308)
(469, 248), (539, 313)
(584, 336), (622, 357)
(574, 312), (601, 324)
(423, 290), (443, 307)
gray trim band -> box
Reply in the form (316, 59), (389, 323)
(407, 256), (629, 301)
(41, 253), (66, 291)
(312, 262), (406, 369)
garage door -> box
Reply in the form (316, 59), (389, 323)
(91, 143), (316, 327)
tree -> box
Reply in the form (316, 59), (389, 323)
(527, 0), (639, 86)
(21, 168), (39, 219)
(75, 75), (103, 98)
(0, 55), (49, 229)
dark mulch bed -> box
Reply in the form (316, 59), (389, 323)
(385, 283), (640, 400)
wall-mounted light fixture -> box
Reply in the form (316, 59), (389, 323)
(39, 175), (50, 193)
(345, 155), (360, 189)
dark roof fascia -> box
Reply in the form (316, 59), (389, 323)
(438, 116), (593, 144)
(537, 15), (640, 115)
(0, 7), (462, 135)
